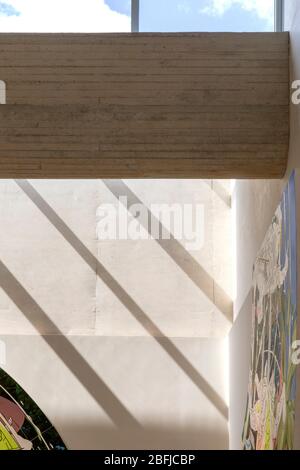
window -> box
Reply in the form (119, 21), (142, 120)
(139, 0), (277, 32)
(0, 1), (283, 33)
(0, 0), (131, 32)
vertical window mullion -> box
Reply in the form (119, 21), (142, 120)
(275, 0), (284, 31)
(131, 0), (140, 32)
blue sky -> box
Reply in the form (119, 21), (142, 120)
(0, 1), (131, 32)
(105, 0), (131, 16)
(0, 0), (275, 32)
(0, 1), (19, 16)
(105, 0), (275, 33)
(139, 0), (274, 32)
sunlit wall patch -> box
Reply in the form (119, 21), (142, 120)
(0, 81), (6, 104)
(0, 342), (6, 367)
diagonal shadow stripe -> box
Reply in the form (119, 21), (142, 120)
(204, 180), (232, 208)
(0, 261), (140, 430)
(15, 179), (228, 420)
(102, 179), (233, 323)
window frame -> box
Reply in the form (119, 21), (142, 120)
(132, 0), (284, 33)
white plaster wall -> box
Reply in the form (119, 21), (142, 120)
(229, 1), (300, 449)
(0, 179), (232, 449)
(0, 180), (233, 338)
(0, 335), (228, 450)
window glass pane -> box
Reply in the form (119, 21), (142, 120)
(0, 0), (131, 32)
(140, 0), (275, 32)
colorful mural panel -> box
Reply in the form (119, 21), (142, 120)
(242, 173), (298, 450)
(0, 368), (67, 450)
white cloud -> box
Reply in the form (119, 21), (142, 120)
(200, 0), (274, 28)
(0, 0), (130, 32)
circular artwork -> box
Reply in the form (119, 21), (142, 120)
(0, 368), (67, 450)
